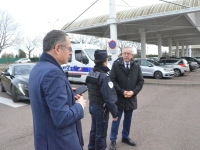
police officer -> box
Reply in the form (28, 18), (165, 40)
(86, 49), (118, 150)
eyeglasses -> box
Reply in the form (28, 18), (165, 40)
(122, 52), (132, 56)
(60, 45), (72, 52)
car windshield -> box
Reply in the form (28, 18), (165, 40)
(14, 64), (35, 75)
(84, 49), (96, 61)
(148, 60), (160, 66)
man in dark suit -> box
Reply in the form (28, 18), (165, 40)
(29, 30), (86, 150)
(109, 47), (144, 150)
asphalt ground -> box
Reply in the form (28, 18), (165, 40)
(144, 68), (200, 86)
(0, 68), (200, 150)
(81, 69), (200, 150)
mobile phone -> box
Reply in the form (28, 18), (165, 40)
(73, 85), (88, 95)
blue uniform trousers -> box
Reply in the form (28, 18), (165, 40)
(110, 109), (133, 141)
(88, 105), (109, 150)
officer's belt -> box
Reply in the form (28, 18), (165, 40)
(89, 99), (104, 106)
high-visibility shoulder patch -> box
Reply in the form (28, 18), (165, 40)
(108, 81), (113, 88)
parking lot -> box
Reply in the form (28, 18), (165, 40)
(0, 69), (200, 150)
(144, 68), (200, 86)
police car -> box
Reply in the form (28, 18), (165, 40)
(61, 43), (113, 83)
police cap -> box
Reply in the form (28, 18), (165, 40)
(94, 49), (108, 60)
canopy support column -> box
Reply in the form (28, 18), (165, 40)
(181, 42), (185, 57)
(176, 40), (179, 57)
(189, 45), (192, 57)
(168, 38), (172, 57)
(108, 0), (118, 60)
(157, 34), (162, 59)
(138, 28), (146, 59)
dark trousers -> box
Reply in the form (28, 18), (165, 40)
(110, 109), (133, 141)
(88, 105), (109, 150)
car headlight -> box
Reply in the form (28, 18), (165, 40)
(17, 83), (28, 95)
(163, 68), (170, 71)
(18, 83), (28, 88)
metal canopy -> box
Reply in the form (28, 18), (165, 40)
(62, 0), (200, 46)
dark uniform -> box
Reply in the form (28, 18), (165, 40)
(86, 50), (118, 150)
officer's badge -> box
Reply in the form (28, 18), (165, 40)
(108, 82), (113, 88)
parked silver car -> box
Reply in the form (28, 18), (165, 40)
(134, 59), (174, 79)
(15, 58), (31, 63)
(158, 58), (190, 76)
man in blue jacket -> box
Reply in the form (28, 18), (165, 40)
(29, 30), (86, 150)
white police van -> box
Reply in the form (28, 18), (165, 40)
(61, 43), (113, 83)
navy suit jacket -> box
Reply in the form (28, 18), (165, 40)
(29, 52), (84, 150)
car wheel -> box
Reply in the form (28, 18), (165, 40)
(154, 71), (163, 79)
(11, 86), (19, 102)
(0, 81), (6, 92)
(174, 69), (181, 77)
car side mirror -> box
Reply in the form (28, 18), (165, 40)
(149, 64), (153, 67)
(3, 72), (10, 76)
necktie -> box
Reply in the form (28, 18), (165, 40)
(126, 64), (129, 71)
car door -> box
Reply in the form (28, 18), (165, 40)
(1, 66), (13, 93)
(72, 50), (89, 82)
(1, 67), (8, 91)
(139, 60), (154, 76)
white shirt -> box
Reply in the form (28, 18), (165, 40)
(124, 61), (130, 69)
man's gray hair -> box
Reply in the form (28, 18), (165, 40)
(43, 30), (68, 52)
(122, 47), (134, 54)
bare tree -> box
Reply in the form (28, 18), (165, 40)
(70, 34), (110, 49)
(118, 40), (141, 54)
(0, 9), (21, 53)
(1, 52), (9, 58)
(97, 38), (109, 50)
(132, 42), (141, 54)
(19, 37), (42, 58)
(69, 34), (141, 55)
(18, 49), (26, 58)
(69, 34), (99, 45)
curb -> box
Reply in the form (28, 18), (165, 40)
(144, 82), (200, 87)
(144, 81), (200, 87)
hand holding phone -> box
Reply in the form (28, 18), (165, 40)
(73, 85), (88, 95)
(76, 96), (87, 108)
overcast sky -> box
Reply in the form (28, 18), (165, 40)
(0, 0), (172, 37)
(1, 0), (173, 54)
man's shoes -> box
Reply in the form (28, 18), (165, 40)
(110, 141), (116, 150)
(122, 138), (136, 146)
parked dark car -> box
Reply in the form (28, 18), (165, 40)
(0, 63), (35, 102)
(181, 57), (200, 68)
(160, 56), (179, 60)
(194, 57), (200, 61)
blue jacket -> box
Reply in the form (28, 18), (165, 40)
(29, 52), (84, 150)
